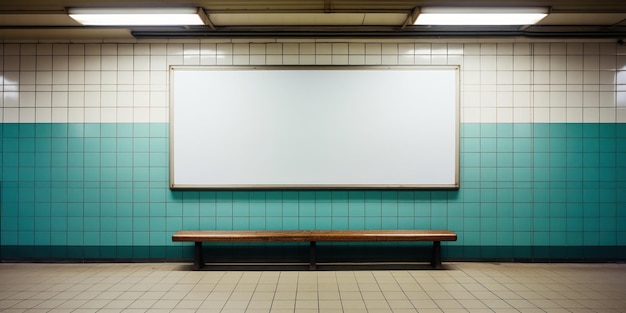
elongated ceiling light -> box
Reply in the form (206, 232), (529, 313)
(68, 7), (207, 26)
(414, 7), (548, 25)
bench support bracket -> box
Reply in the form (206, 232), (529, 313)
(431, 241), (442, 269)
(310, 241), (317, 270)
(194, 242), (205, 270)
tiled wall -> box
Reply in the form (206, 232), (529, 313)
(1, 40), (625, 261)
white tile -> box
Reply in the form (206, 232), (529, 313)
(101, 71), (117, 85)
(250, 55), (266, 65)
(365, 43), (382, 55)
(134, 56), (150, 70)
(497, 55), (513, 70)
(533, 107), (550, 122)
(133, 71), (150, 85)
(150, 107), (168, 123)
(117, 91), (133, 107)
(233, 55), (250, 65)
(69, 56), (85, 70)
(534, 56), (550, 70)
(117, 56), (133, 70)
(316, 54), (332, 64)
(348, 43), (365, 54)
(233, 43), (250, 55)
(480, 43), (497, 55)
(53, 55), (69, 70)
(583, 107), (600, 122)
(53, 71), (69, 85)
(148, 43), (166, 56)
(15, 106), (32, 121)
(567, 42), (584, 55)
(184, 43), (201, 55)
(200, 55), (218, 65)
(550, 71), (567, 84)
(250, 43), (265, 54)
(381, 43), (398, 55)
(398, 43), (414, 55)
(133, 92), (150, 107)
(514, 56), (532, 70)
(514, 43), (531, 55)
(551, 43), (568, 54)
(100, 107), (117, 122)
(85, 56), (101, 71)
(84, 91), (101, 107)
(480, 107), (497, 122)
(68, 107), (84, 122)
(37, 44), (52, 55)
(51, 107), (68, 122)
(431, 55), (447, 65)
(117, 107), (133, 122)
(618, 108), (626, 122)
(117, 71), (133, 85)
(100, 44), (116, 56)
(85, 71), (101, 85)
(52, 92), (68, 107)
(20, 71), (36, 84)
(266, 43), (282, 55)
(19, 91), (36, 107)
(414, 55), (431, 65)
(566, 107), (583, 122)
(21, 56), (37, 70)
(36, 91), (52, 107)
(3, 107), (19, 122)
(365, 55), (382, 65)
(567, 91), (583, 108)
(133, 108), (150, 122)
(183, 55), (200, 65)
(84, 108), (100, 122)
(118, 44), (133, 55)
(283, 43), (299, 54)
(414, 43), (431, 55)
(513, 107), (531, 122)
(497, 107), (513, 122)
(35, 107), (52, 122)
(348, 54), (365, 65)
(316, 43), (331, 54)
(432, 43), (447, 55)
(568, 71), (584, 84)
(567, 55), (584, 70)
(534, 43), (550, 55)
(134, 43), (151, 55)
(464, 56), (480, 70)
(480, 71), (497, 84)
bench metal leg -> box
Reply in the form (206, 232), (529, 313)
(193, 242), (205, 270)
(309, 241), (317, 270)
(431, 241), (442, 269)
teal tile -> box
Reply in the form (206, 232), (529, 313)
(480, 123), (497, 137)
(3, 124), (18, 137)
(133, 124), (150, 137)
(480, 138), (497, 152)
(3, 138), (18, 153)
(149, 138), (168, 152)
(117, 124), (133, 137)
(150, 123), (168, 137)
(117, 138), (133, 152)
(50, 138), (68, 155)
(599, 138), (616, 152)
(134, 138), (150, 152)
(19, 124), (36, 137)
(480, 153), (497, 167)
(533, 123), (550, 137)
(462, 153), (480, 167)
(566, 123), (583, 137)
(67, 124), (84, 137)
(461, 123), (480, 137)
(100, 124), (117, 137)
(513, 124), (532, 137)
(463, 138), (481, 152)
(84, 124), (101, 137)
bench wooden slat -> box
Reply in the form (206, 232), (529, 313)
(172, 230), (457, 242)
(172, 229), (457, 270)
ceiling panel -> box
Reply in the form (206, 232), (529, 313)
(0, 0), (625, 41)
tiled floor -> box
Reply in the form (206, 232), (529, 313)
(0, 262), (625, 312)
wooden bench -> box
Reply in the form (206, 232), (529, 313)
(172, 230), (457, 270)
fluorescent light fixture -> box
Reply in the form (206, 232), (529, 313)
(68, 7), (207, 26)
(414, 7), (548, 25)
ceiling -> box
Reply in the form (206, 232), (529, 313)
(1, 0), (626, 41)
